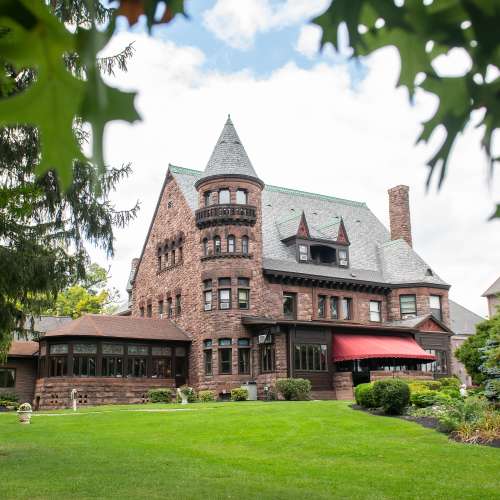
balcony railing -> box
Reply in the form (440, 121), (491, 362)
(195, 204), (257, 228)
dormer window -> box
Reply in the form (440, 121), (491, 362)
(310, 245), (336, 265)
(236, 189), (247, 204)
(298, 244), (308, 262)
(338, 249), (348, 267)
(218, 189), (230, 204)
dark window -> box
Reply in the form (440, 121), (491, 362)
(167, 298), (173, 318)
(157, 254), (162, 271)
(204, 191), (212, 206)
(400, 295), (417, 319)
(49, 356), (68, 377)
(237, 277), (250, 287)
(238, 289), (249, 310)
(146, 304), (152, 318)
(203, 238), (209, 256)
(152, 358), (172, 378)
(73, 356), (96, 377)
(338, 248), (349, 267)
(283, 293), (296, 319)
(204, 290), (212, 311)
(127, 357), (147, 377)
(241, 236), (249, 254)
(140, 307), (145, 317)
(310, 245), (336, 264)
(172, 250), (176, 266)
(214, 236), (221, 254)
(102, 357), (123, 377)
(260, 344), (275, 373)
(318, 295), (326, 318)
(430, 295), (442, 321)
(176, 294), (181, 316)
(369, 301), (381, 322)
(178, 246), (183, 262)
(158, 300), (164, 316)
(0, 368), (15, 388)
(238, 340), (250, 374)
(227, 235), (235, 253)
(218, 189), (230, 204)
(294, 344), (327, 371)
(418, 350), (447, 373)
(219, 347), (232, 374)
(204, 349), (213, 375)
(236, 189), (247, 204)
(330, 297), (339, 319)
(218, 280), (231, 310)
(218, 338), (232, 346)
(298, 244), (308, 262)
(342, 297), (353, 320)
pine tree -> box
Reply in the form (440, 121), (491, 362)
(0, 0), (138, 358)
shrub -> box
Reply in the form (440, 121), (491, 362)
(231, 388), (248, 401)
(484, 379), (500, 402)
(454, 410), (500, 444)
(372, 379), (410, 415)
(439, 377), (461, 389)
(422, 380), (442, 391)
(439, 387), (461, 399)
(275, 378), (312, 401)
(147, 388), (173, 403)
(411, 390), (450, 408)
(355, 383), (377, 408)
(198, 390), (216, 402)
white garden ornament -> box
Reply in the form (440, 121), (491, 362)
(17, 403), (33, 424)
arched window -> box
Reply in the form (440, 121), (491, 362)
(227, 235), (235, 253)
(214, 236), (221, 254)
(241, 236), (249, 255)
(203, 238), (209, 256)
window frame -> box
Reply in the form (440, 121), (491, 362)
(341, 297), (353, 320)
(429, 295), (442, 321)
(236, 189), (248, 204)
(330, 296), (339, 320)
(219, 346), (232, 374)
(214, 236), (221, 255)
(175, 294), (182, 316)
(260, 344), (276, 373)
(293, 344), (328, 372)
(400, 294), (417, 319)
(369, 300), (382, 322)
(0, 368), (15, 388)
(241, 235), (249, 254)
(238, 339), (251, 374)
(227, 235), (235, 253)
(317, 295), (326, 318)
(218, 188), (230, 204)
(283, 292), (296, 319)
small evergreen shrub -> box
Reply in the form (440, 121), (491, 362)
(439, 377), (461, 389)
(422, 380), (442, 391)
(275, 378), (312, 401)
(147, 388), (173, 403)
(410, 390), (450, 408)
(198, 390), (216, 402)
(372, 379), (410, 415)
(355, 383), (377, 408)
(231, 388), (248, 401)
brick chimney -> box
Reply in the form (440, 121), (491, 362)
(388, 185), (412, 247)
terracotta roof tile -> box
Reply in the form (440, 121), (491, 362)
(8, 341), (39, 357)
(43, 314), (190, 342)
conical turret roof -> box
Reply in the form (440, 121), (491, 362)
(195, 116), (263, 187)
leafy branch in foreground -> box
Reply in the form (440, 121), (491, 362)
(313, 0), (500, 217)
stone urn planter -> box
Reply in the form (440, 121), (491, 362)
(17, 403), (33, 425)
(178, 386), (194, 405)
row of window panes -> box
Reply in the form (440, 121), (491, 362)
(399, 294), (443, 320)
(294, 344), (327, 371)
(203, 278), (250, 310)
(0, 368), (15, 388)
(49, 343), (179, 356)
(204, 189), (248, 206)
(316, 296), (354, 320)
(158, 247), (183, 271)
(203, 236), (249, 256)
(202, 338), (274, 374)
(298, 244), (349, 267)
(140, 296), (181, 318)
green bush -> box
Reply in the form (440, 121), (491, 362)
(411, 390), (450, 408)
(355, 383), (377, 408)
(422, 380), (442, 391)
(440, 387), (461, 399)
(439, 377), (461, 389)
(372, 379), (410, 415)
(147, 388), (173, 403)
(275, 378), (312, 401)
(231, 388), (248, 401)
(198, 390), (216, 402)
(484, 379), (500, 401)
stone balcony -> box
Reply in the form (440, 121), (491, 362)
(195, 204), (257, 228)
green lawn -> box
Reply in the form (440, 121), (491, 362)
(1, 401), (499, 499)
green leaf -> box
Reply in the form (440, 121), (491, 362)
(489, 204), (500, 220)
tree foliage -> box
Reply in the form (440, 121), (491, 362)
(455, 312), (500, 385)
(313, 0), (500, 217)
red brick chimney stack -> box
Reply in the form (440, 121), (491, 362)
(388, 185), (412, 247)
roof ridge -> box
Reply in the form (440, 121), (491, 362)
(265, 184), (367, 207)
(169, 164), (202, 176)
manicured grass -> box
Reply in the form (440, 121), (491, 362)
(1, 401), (499, 499)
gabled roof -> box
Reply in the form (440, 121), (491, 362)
(449, 300), (484, 336)
(8, 341), (39, 357)
(44, 315), (190, 342)
(25, 316), (72, 333)
(168, 165), (449, 289)
(195, 116), (262, 186)
(482, 276), (500, 297)
(385, 314), (452, 333)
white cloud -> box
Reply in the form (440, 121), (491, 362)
(295, 24), (321, 58)
(203, 0), (330, 49)
(96, 32), (500, 317)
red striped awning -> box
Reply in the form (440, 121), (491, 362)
(332, 333), (436, 362)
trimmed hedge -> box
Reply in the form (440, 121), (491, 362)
(231, 388), (248, 401)
(372, 379), (410, 415)
(410, 389), (450, 408)
(198, 390), (216, 402)
(147, 388), (173, 403)
(355, 383), (377, 408)
(275, 378), (311, 401)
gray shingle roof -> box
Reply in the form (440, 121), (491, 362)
(482, 276), (500, 297)
(197, 116), (261, 184)
(168, 165), (449, 288)
(449, 300), (484, 336)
